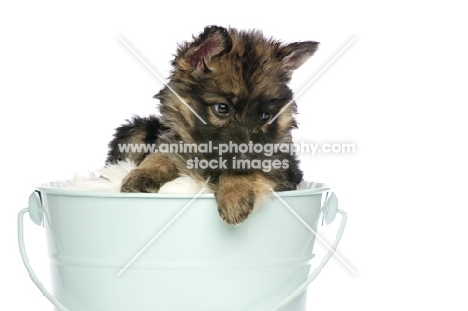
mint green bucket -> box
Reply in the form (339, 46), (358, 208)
(18, 183), (346, 311)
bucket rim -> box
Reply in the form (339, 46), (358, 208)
(35, 182), (330, 199)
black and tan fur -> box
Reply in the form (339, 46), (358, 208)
(106, 26), (319, 225)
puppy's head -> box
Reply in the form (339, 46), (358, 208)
(156, 26), (318, 163)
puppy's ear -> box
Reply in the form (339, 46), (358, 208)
(176, 26), (232, 72)
(279, 41), (319, 72)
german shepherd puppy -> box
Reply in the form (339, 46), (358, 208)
(107, 26), (318, 225)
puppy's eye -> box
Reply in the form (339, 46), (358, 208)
(261, 112), (270, 120)
(213, 103), (229, 116)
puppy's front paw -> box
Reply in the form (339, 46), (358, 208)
(121, 169), (163, 193)
(216, 188), (255, 225)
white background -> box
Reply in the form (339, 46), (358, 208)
(1, 0), (467, 310)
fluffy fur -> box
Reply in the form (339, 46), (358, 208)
(41, 160), (323, 194)
(106, 26), (319, 225)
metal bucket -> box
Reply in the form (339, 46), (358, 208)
(18, 183), (346, 311)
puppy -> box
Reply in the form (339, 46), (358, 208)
(106, 26), (318, 225)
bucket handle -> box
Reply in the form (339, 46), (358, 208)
(18, 208), (71, 311)
(270, 208), (348, 311)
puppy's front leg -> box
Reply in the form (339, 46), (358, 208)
(121, 153), (177, 193)
(216, 172), (277, 225)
